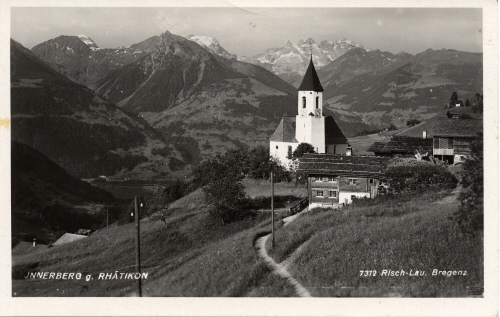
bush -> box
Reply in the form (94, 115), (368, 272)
(454, 132), (483, 236)
(383, 161), (457, 195)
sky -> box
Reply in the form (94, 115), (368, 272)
(11, 6), (483, 57)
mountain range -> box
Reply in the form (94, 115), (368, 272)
(11, 38), (185, 180)
(14, 30), (483, 181)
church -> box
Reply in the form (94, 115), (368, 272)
(269, 57), (348, 165)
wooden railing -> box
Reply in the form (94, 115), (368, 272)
(289, 197), (309, 216)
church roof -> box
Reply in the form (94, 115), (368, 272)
(298, 57), (324, 92)
(325, 116), (348, 144)
(269, 117), (298, 143)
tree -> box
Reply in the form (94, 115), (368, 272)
(203, 171), (247, 224)
(406, 119), (421, 127)
(454, 132), (483, 236)
(449, 91), (459, 108)
(388, 123), (397, 131)
(290, 142), (315, 159)
(465, 98), (471, 107)
(200, 158), (247, 224)
(472, 93), (483, 113)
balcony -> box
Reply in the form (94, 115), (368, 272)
(434, 148), (454, 155)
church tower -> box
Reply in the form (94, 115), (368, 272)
(295, 56), (326, 153)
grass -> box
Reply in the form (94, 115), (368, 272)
(265, 189), (483, 297)
(12, 181), (299, 297)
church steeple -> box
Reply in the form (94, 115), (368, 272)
(298, 56), (324, 92)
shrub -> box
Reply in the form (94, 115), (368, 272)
(454, 132), (483, 236)
(383, 160), (457, 195)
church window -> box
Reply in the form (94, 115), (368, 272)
(276, 145), (278, 149)
(288, 146), (292, 156)
(302, 97), (306, 108)
(316, 97), (319, 109)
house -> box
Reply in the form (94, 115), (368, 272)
(269, 57), (348, 166)
(431, 116), (482, 164)
(52, 233), (87, 246)
(368, 136), (433, 157)
(297, 154), (390, 209)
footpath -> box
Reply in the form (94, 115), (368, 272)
(254, 210), (311, 297)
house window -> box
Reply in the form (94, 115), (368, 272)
(369, 179), (374, 184)
(311, 177), (316, 182)
(316, 97), (319, 109)
(288, 145), (292, 155)
(316, 190), (324, 197)
(347, 178), (358, 185)
(322, 177), (329, 182)
(329, 191), (337, 198)
(329, 176), (337, 182)
(302, 96), (306, 108)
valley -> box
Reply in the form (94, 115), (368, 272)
(10, 23), (484, 301)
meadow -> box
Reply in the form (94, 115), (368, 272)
(265, 189), (483, 297)
(12, 177), (480, 297)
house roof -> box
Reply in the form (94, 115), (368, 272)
(431, 118), (483, 138)
(298, 57), (324, 92)
(269, 116), (298, 143)
(297, 154), (390, 178)
(52, 233), (87, 246)
(368, 136), (433, 154)
(446, 106), (482, 119)
(325, 116), (348, 144)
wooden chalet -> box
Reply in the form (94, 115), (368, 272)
(368, 136), (433, 157)
(431, 116), (482, 164)
(297, 154), (390, 209)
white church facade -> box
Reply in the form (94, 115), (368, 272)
(270, 57), (348, 165)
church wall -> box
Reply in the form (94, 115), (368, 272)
(326, 143), (348, 154)
(269, 141), (298, 166)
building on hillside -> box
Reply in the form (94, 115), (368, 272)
(431, 116), (482, 164)
(51, 233), (87, 247)
(269, 57), (348, 166)
(297, 154), (390, 209)
(368, 135), (433, 157)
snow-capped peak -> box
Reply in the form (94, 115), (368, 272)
(78, 34), (100, 50)
(186, 34), (236, 59)
(187, 35), (219, 48)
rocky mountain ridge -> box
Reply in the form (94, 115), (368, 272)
(12, 39), (185, 179)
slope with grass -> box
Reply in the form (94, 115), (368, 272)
(12, 180), (305, 297)
(265, 189), (482, 297)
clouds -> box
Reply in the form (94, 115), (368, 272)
(11, 7), (482, 55)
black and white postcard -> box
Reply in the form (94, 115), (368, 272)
(1, 0), (498, 316)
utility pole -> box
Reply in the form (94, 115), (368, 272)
(271, 171), (275, 248)
(134, 196), (142, 297)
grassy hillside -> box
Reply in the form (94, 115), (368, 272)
(265, 190), (482, 297)
(12, 180), (304, 296)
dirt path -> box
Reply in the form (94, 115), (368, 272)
(254, 210), (311, 297)
(435, 186), (461, 205)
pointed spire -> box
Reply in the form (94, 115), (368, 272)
(298, 56), (324, 92)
